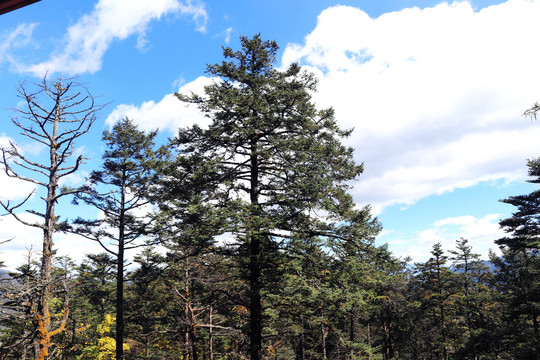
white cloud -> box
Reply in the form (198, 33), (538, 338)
(177, 0), (208, 32)
(0, 213), (103, 270)
(0, 23), (37, 68)
(19, 0), (208, 76)
(0, 136), (38, 203)
(379, 213), (504, 262)
(283, 0), (540, 213)
(215, 26), (233, 44)
(105, 75), (213, 132)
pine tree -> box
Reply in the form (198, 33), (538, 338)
(491, 247), (540, 358)
(172, 34), (379, 360)
(497, 158), (540, 250)
(413, 243), (458, 360)
(70, 117), (164, 359)
(495, 158), (540, 352)
(449, 238), (495, 359)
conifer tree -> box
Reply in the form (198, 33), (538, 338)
(491, 247), (540, 358)
(495, 158), (540, 353)
(497, 158), (540, 251)
(414, 243), (458, 360)
(173, 34), (379, 360)
(70, 117), (164, 359)
(449, 238), (495, 359)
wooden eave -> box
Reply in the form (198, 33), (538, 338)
(0, 0), (41, 15)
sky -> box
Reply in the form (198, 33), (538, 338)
(1, 0), (540, 269)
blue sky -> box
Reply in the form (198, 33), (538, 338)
(1, 0), (540, 269)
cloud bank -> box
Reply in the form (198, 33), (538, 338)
(105, 76), (213, 132)
(0, 214), (103, 270)
(0, 23), (37, 68)
(19, 0), (208, 75)
(282, 0), (540, 213)
(379, 213), (505, 261)
(0, 136), (37, 203)
(107, 1), (540, 217)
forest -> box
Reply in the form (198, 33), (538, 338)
(1, 35), (539, 360)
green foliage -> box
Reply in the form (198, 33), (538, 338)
(170, 34), (380, 360)
(76, 314), (129, 360)
(497, 158), (540, 250)
(70, 117), (166, 360)
(2, 36), (540, 360)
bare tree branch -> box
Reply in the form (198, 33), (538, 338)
(0, 75), (101, 359)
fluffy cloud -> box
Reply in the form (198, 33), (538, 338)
(0, 23), (37, 68)
(283, 0), (540, 212)
(105, 75), (213, 132)
(379, 213), (505, 261)
(0, 213), (103, 270)
(101, 0), (540, 217)
(19, 0), (208, 75)
(0, 136), (37, 203)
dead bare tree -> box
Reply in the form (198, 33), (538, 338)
(0, 75), (101, 360)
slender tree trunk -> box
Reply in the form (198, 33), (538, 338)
(35, 110), (60, 360)
(349, 309), (355, 359)
(183, 265), (199, 360)
(296, 332), (305, 360)
(209, 305), (214, 360)
(249, 233), (262, 360)
(184, 330), (190, 360)
(367, 322), (372, 348)
(321, 323), (328, 360)
(116, 181), (126, 360)
(249, 139), (263, 360)
(349, 308), (355, 342)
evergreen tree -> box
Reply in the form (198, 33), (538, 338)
(70, 117), (164, 359)
(172, 34), (379, 360)
(413, 243), (459, 360)
(495, 158), (540, 354)
(490, 247), (540, 358)
(497, 158), (540, 250)
(125, 248), (175, 359)
(0, 250), (39, 359)
(449, 238), (496, 359)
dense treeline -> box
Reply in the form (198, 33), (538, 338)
(1, 35), (539, 359)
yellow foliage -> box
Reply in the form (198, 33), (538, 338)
(76, 323), (91, 334)
(77, 314), (129, 360)
(97, 314), (115, 336)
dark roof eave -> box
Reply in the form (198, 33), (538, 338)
(0, 0), (41, 16)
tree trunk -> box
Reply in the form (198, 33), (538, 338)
(116, 181), (126, 360)
(249, 140), (263, 360)
(35, 227), (53, 360)
(296, 333), (305, 360)
(249, 233), (262, 360)
(321, 323), (328, 360)
(209, 305), (214, 360)
(35, 109), (61, 360)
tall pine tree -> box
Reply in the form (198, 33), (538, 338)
(70, 117), (164, 359)
(497, 158), (540, 251)
(495, 158), (540, 355)
(172, 34), (379, 360)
